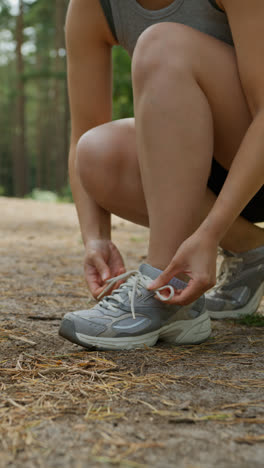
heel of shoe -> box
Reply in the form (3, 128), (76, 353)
(208, 282), (264, 319)
(160, 313), (211, 345)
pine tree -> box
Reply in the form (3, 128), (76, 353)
(13, 0), (28, 196)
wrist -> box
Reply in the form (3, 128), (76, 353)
(196, 219), (222, 246)
(83, 219), (111, 246)
(85, 232), (111, 246)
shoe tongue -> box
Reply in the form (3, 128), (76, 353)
(139, 263), (162, 280)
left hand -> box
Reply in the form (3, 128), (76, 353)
(148, 232), (218, 305)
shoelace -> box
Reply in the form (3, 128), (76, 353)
(97, 270), (175, 319)
(210, 253), (243, 294)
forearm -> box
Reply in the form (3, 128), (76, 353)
(199, 111), (264, 242)
(69, 143), (111, 245)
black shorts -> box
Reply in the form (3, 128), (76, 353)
(208, 159), (264, 223)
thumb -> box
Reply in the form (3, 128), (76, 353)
(93, 256), (111, 282)
(118, 266), (126, 275)
(148, 263), (181, 290)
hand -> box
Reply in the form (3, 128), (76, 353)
(148, 232), (218, 305)
(84, 239), (126, 299)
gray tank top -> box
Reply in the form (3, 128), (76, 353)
(100, 0), (233, 56)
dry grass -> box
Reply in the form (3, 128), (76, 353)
(0, 197), (264, 468)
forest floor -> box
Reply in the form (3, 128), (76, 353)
(0, 197), (264, 468)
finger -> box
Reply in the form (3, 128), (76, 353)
(92, 284), (109, 300)
(118, 266), (126, 275)
(148, 264), (182, 290)
(85, 263), (106, 294)
(165, 279), (205, 306)
(153, 287), (181, 303)
(84, 265), (102, 287)
(93, 256), (111, 282)
(89, 267), (126, 300)
(110, 265), (126, 279)
(86, 273), (104, 297)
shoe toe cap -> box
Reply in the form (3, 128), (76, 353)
(59, 315), (78, 344)
(59, 311), (108, 343)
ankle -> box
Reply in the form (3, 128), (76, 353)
(146, 258), (188, 282)
(221, 225), (264, 253)
(221, 238), (264, 254)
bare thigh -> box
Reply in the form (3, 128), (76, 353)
(77, 30), (251, 225)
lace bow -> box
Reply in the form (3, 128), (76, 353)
(98, 270), (175, 319)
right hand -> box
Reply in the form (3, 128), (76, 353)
(84, 239), (126, 299)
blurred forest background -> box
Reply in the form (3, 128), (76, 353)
(0, 0), (133, 199)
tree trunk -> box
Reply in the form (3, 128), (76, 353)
(64, 74), (70, 175)
(54, 0), (68, 192)
(13, 0), (28, 197)
(36, 52), (43, 189)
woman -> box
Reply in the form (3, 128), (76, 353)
(59, 0), (264, 350)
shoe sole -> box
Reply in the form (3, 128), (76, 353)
(59, 312), (211, 351)
(207, 282), (264, 320)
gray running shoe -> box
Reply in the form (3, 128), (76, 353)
(206, 246), (264, 319)
(59, 264), (211, 350)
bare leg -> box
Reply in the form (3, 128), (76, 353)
(132, 30), (213, 269)
(131, 24), (263, 268)
(77, 119), (264, 253)
(77, 26), (264, 258)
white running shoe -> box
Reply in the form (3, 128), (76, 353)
(206, 247), (264, 319)
(59, 264), (211, 350)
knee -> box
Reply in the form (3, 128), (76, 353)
(76, 130), (97, 182)
(76, 128), (121, 196)
(132, 23), (195, 91)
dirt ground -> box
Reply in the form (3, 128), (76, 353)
(1, 197), (264, 468)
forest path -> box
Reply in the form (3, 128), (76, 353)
(0, 197), (264, 468)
